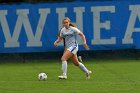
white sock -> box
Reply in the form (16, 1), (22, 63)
(62, 61), (67, 76)
(79, 62), (89, 74)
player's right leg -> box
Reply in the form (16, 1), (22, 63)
(58, 49), (73, 79)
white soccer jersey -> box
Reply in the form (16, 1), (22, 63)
(60, 26), (81, 48)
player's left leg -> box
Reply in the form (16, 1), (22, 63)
(71, 54), (92, 79)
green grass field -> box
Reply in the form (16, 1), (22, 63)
(0, 59), (140, 93)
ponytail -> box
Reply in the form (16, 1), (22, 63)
(69, 22), (77, 27)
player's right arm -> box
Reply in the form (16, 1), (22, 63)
(54, 36), (62, 46)
(54, 30), (63, 47)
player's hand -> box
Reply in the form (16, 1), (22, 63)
(54, 41), (59, 47)
(83, 43), (90, 50)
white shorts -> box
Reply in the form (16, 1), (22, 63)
(67, 46), (78, 55)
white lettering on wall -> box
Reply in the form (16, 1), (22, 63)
(122, 5), (140, 44)
(0, 9), (50, 48)
(91, 6), (116, 45)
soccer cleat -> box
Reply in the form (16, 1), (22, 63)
(86, 71), (92, 79)
(58, 75), (67, 79)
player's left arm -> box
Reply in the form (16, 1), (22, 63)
(78, 32), (89, 50)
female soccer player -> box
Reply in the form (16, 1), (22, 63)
(54, 17), (92, 79)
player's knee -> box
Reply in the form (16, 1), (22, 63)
(61, 57), (66, 62)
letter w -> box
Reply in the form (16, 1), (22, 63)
(0, 9), (50, 48)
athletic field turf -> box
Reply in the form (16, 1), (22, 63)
(0, 59), (139, 93)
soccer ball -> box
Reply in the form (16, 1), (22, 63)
(38, 73), (47, 80)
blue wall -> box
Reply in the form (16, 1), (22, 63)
(0, 0), (140, 53)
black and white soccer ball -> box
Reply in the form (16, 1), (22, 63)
(38, 73), (47, 80)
